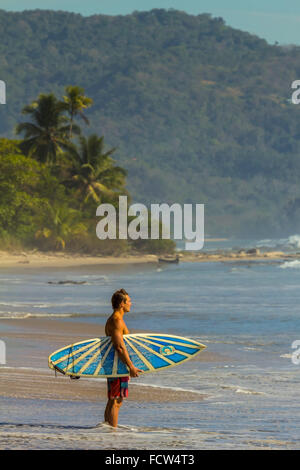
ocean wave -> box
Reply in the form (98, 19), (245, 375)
(279, 260), (300, 269)
(243, 347), (263, 351)
(221, 385), (266, 395)
(0, 312), (75, 319)
(131, 381), (205, 396)
(81, 275), (109, 281)
(256, 235), (300, 251)
(256, 238), (282, 249)
(0, 301), (67, 308)
(287, 235), (300, 249)
(235, 388), (265, 395)
(0, 300), (107, 308)
(0, 312), (105, 319)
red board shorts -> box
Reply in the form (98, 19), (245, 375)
(107, 376), (129, 399)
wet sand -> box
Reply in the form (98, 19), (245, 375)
(0, 367), (205, 403)
(0, 318), (213, 403)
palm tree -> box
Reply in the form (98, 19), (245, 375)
(62, 86), (93, 138)
(35, 204), (87, 250)
(64, 134), (127, 207)
(16, 93), (77, 164)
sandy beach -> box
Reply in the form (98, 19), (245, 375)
(0, 367), (204, 403)
(0, 250), (159, 269)
(0, 248), (298, 270)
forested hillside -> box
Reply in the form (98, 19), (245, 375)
(1, 8), (300, 236)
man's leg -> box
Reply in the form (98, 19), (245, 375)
(104, 398), (123, 427)
(104, 399), (112, 423)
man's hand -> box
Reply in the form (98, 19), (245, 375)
(129, 365), (143, 377)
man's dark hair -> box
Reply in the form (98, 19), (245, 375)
(111, 289), (129, 310)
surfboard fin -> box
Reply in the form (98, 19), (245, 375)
(53, 364), (66, 377)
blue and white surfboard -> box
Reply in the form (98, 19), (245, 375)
(48, 334), (206, 378)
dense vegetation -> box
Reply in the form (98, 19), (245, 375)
(0, 89), (175, 253)
(1, 8), (300, 237)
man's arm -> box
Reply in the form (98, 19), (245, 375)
(110, 320), (142, 377)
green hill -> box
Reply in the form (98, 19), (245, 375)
(1, 8), (300, 237)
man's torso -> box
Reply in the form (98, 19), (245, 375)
(105, 313), (129, 337)
(105, 313), (130, 390)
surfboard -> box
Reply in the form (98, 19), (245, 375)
(48, 333), (206, 378)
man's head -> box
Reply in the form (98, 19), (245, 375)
(111, 288), (131, 313)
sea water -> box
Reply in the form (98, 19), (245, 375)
(0, 238), (300, 449)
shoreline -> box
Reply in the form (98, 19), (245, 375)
(0, 250), (158, 269)
(179, 250), (299, 263)
(0, 249), (298, 270)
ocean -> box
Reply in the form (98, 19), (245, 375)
(0, 236), (300, 449)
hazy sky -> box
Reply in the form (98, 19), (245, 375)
(1, 0), (300, 45)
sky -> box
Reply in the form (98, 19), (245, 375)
(1, 0), (300, 45)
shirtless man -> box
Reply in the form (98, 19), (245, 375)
(104, 289), (142, 427)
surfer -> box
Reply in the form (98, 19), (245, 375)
(104, 289), (142, 427)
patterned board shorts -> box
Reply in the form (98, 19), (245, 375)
(107, 376), (129, 399)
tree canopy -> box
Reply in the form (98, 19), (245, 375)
(1, 9), (300, 236)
